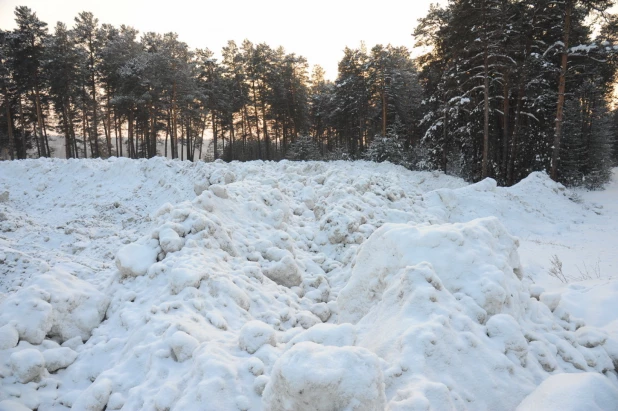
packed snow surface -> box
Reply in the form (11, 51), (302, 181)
(0, 158), (617, 410)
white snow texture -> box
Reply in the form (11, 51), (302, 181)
(0, 157), (617, 411)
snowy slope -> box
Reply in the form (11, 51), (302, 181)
(0, 158), (616, 411)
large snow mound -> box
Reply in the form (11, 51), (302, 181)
(0, 158), (616, 411)
(517, 372), (618, 411)
(339, 218), (617, 410)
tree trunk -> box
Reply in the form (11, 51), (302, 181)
(502, 72), (510, 181)
(171, 82), (178, 159)
(128, 110), (134, 159)
(106, 91), (113, 156)
(62, 105), (71, 159)
(18, 96), (26, 159)
(164, 113), (170, 158)
(212, 111), (218, 160)
(251, 80), (261, 158)
(382, 81), (387, 136)
(229, 114), (235, 161)
(261, 92), (270, 160)
(5, 89), (15, 160)
(33, 76), (47, 157)
(442, 102), (448, 173)
(90, 41), (100, 158)
(551, 0), (572, 181)
(482, 0), (490, 179)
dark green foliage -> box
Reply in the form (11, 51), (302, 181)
(285, 135), (322, 161)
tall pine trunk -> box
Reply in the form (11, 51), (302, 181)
(481, 0), (490, 179)
(4, 89), (15, 160)
(551, 0), (573, 181)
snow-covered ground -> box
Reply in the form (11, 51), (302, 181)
(0, 158), (617, 411)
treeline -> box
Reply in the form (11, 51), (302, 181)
(0, 2), (617, 187)
(416, 0), (618, 187)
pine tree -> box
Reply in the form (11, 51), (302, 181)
(45, 22), (82, 158)
(285, 135), (322, 161)
(364, 126), (407, 167)
(10, 6), (50, 157)
(73, 11), (102, 157)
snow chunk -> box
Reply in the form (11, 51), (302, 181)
(0, 322), (19, 349)
(575, 326), (608, 348)
(209, 184), (229, 199)
(11, 349), (45, 383)
(115, 242), (159, 277)
(0, 286), (53, 344)
(209, 169), (236, 185)
(262, 255), (303, 288)
(517, 373), (618, 411)
(158, 226), (184, 254)
(43, 347), (78, 372)
(239, 320), (276, 354)
(72, 378), (113, 411)
(34, 272), (109, 343)
(486, 314), (528, 364)
(193, 180), (210, 195)
(169, 331), (199, 362)
(262, 342), (386, 410)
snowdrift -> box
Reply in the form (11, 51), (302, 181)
(0, 158), (616, 411)
(339, 218), (615, 409)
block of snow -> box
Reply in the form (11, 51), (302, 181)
(153, 383), (180, 411)
(262, 255), (303, 288)
(169, 331), (199, 362)
(295, 310), (322, 329)
(0, 322), (19, 349)
(72, 378), (112, 411)
(107, 393), (125, 410)
(486, 314), (528, 363)
(209, 184), (228, 199)
(575, 326), (607, 348)
(43, 347), (78, 372)
(516, 373), (618, 411)
(31, 272), (109, 343)
(239, 320), (276, 354)
(540, 291), (561, 312)
(193, 180), (210, 196)
(158, 226), (184, 254)
(115, 242), (159, 277)
(209, 169), (236, 185)
(10, 349), (45, 383)
(0, 286), (53, 344)
(262, 342), (386, 410)
(254, 375), (269, 396)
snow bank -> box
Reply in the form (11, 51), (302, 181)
(517, 373), (618, 411)
(339, 218), (617, 410)
(1, 158), (616, 411)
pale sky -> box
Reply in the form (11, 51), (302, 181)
(0, 0), (447, 80)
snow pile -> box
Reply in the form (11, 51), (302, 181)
(0, 271), (108, 344)
(0, 158), (617, 411)
(339, 217), (617, 409)
(517, 372), (618, 411)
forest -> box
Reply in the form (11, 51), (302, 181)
(0, 0), (617, 187)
